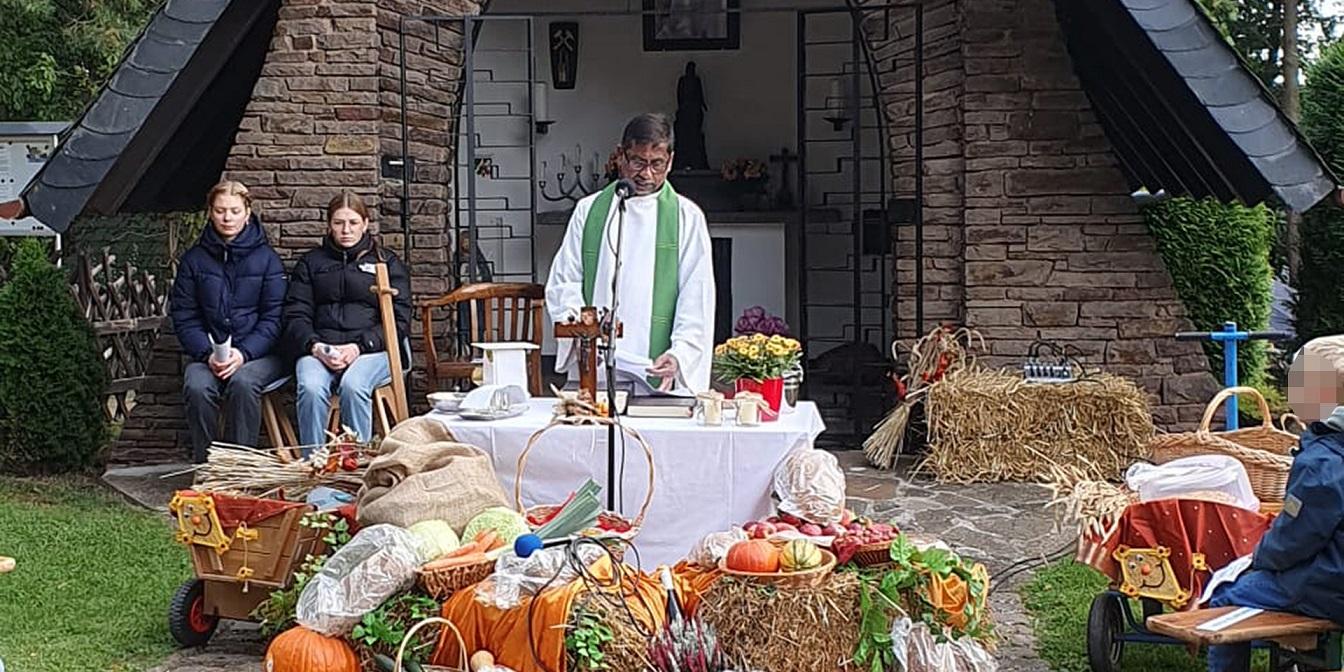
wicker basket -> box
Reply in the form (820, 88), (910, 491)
(853, 541), (896, 567)
(416, 556), (496, 600)
(393, 616), (467, 671)
(718, 548), (837, 588)
(1148, 386), (1295, 502)
(515, 419), (655, 551)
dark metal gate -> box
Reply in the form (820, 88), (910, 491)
(798, 5), (922, 445)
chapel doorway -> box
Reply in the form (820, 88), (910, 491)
(405, 2), (926, 446)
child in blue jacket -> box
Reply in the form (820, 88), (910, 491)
(1206, 337), (1344, 672)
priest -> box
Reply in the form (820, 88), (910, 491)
(546, 113), (716, 394)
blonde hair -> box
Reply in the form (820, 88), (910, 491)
(206, 180), (252, 212)
(1288, 335), (1344, 422)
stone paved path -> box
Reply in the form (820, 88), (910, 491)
(114, 452), (1069, 672)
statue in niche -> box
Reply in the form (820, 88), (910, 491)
(673, 61), (709, 171)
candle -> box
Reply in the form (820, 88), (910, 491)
(574, 144), (582, 169)
(561, 153), (567, 169)
(532, 82), (549, 122)
(829, 77), (844, 110)
(592, 151), (600, 176)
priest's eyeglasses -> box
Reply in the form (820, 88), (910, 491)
(625, 157), (669, 174)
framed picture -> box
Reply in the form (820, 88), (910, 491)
(642, 0), (740, 52)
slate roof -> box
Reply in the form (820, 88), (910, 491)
(21, 0), (279, 232)
(1056, 0), (1339, 213)
(15, 0), (1339, 232)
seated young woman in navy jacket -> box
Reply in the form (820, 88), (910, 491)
(169, 181), (286, 462)
(283, 191), (411, 449)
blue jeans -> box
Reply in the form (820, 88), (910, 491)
(1207, 570), (1295, 672)
(295, 353), (391, 449)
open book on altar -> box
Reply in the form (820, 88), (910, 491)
(561, 351), (697, 418)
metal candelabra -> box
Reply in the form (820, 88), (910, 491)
(538, 160), (604, 203)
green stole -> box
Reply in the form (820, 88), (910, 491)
(581, 180), (680, 378)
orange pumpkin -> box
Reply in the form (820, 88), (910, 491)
(725, 539), (780, 573)
(263, 626), (358, 672)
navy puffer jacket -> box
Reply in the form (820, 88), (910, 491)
(170, 215), (286, 362)
(1252, 420), (1344, 624)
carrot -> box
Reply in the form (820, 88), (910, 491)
(435, 540), (483, 561)
(473, 529), (499, 552)
(422, 552), (488, 571)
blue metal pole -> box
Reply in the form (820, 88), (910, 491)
(1223, 322), (1239, 430)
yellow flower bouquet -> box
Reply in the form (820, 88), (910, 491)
(713, 333), (802, 382)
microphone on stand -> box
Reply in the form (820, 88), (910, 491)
(614, 178), (638, 201)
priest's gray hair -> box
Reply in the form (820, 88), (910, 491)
(621, 113), (675, 151)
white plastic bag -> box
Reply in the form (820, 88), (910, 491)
(891, 618), (997, 672)
(689, 528), (748, 568)
(772, 444), (846, 525)
(295, 524), (423, 636)
(474, 544), (605, 610)
(1126, 455), (1259, 511)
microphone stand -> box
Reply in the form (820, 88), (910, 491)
(601, 191), (630, 513)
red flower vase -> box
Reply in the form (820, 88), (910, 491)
(735, 377), (784, 422)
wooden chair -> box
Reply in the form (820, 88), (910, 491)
(419, 282), (545, 397)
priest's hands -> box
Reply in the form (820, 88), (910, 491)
(647, 353), (680, 391)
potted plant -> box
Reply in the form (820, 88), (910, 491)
(713, 332), (802, 421)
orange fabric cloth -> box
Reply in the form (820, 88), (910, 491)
(431, 558), (716, 672)
(1086, 499), (1273, 609)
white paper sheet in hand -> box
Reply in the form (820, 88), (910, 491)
(1199, 553), (1254, 606)
(209, 334), (232, 364)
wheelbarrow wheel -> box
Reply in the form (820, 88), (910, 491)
(1088, 592), (1125, 672)
(169, 579), (218, 647)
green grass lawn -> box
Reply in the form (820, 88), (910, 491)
(0, 476), (190, 672)
(1021, 560), (1206, 672)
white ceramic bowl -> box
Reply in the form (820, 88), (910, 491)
(427, 391), (466, 413)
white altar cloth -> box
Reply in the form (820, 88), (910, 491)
(428, 400), (825, 568)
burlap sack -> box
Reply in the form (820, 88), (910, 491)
(357, 417), (510, 531)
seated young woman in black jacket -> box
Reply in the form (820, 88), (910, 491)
(283, 192), (411, 448)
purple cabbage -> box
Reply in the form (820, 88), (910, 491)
(734, 306), (790, 337)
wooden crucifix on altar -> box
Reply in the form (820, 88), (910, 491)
(554, 306), (622, 401)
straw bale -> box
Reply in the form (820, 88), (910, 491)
(696, 574), (862, 672)
(924, 368), (1153, 483)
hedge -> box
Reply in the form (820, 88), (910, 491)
(0, 239), (108, 473)
(1143, 197), (1276, 386)
(1297, 40), (1344, 342)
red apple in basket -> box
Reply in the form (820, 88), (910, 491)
(778, 511), (802, 526)
(751, 522), (777, 539)
(822, 523), (842, 537)
(774, 522), (798, 533)
(800, 523), (823, 537)
(841, 509), (855, 526)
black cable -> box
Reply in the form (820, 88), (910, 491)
(523, 536), (660, 672)
(987, 539), (1078, 596)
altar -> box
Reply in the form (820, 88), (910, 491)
(427, 399), (826, 567)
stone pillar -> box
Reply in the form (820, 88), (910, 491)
(860, 0), (965, 341)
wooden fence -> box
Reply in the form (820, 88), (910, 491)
(70, 249), (169, 421)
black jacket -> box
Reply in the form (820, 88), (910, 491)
(282, 234), (411, 359)
(170, 215), (286, 361)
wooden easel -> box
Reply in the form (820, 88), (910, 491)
(371, 263), (409, 423)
